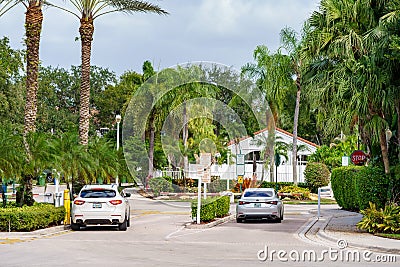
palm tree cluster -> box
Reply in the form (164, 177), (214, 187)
(0, 127), (120, 205)
(243, 0), (400, 177)
(0, 0), (167, 205)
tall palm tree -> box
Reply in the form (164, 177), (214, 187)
(1, 0), (45, 143)
(303, 0), (397, 174)
(54, 0), (168, 145)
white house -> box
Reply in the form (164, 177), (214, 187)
(206, 128), (319, 183)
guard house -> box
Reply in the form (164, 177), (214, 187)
(222, 128), (319, 183)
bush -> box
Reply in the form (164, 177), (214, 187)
(331, 166), (389, 211)
(191, 197), (217, 222)
(357, 202), (400, 234)
(279, 185), (310, 200)
(331, 166), (362, 211)
(191, 196), (230, 222)
(215, 196), (230, 218)
(304, 162), (330, 193)
(0, 203), (65, 232)
(148, 177), (174, 196)
(259, 181), (308, 190)
(356, 167), (389, 210)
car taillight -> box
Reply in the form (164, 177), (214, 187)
(74, 200), (85, 205)
(238, 201), (248, 205)
(109, 200), (123, 205)
(266, 201), (278, 205)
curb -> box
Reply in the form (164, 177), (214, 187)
(185, 214), (235, 229)
(315, 216), (400, 255)
(0, 225), (70, 239)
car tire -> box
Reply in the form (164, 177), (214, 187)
(127, 214), (130, 227)
(71, 223), (80, 231)
(119, 217), (128, 231)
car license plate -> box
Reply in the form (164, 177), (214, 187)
(254, 203), (261, 208)
(93, 203), (102, 208)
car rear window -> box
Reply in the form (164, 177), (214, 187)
(243, 191), (273, 197)
(80, 189), (117, 198)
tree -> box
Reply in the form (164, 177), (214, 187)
(303, 0), (399, 173)
(242, 27), (309, 184)
(52, 0), (168, 145)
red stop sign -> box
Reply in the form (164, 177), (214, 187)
(351, 150), (367, 166)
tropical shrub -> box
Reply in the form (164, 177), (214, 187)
(259, 181), (308, 190)
(148, 177), (173, 197)
(304, 162), (330, 193)
(357, 202), (400, 234)
(279, 185), (310, 200)
(0, 203), (65, 232)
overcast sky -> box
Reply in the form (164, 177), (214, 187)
(1, 0), (320, 76)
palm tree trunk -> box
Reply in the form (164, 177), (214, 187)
(78, 17), (94, 146)
(379, 129), (390, 174)
(21, 3), (43, 206)
(397, 104), (400, 161)
(23, 3), (43, 136)
(148, 113), (155, 180)
(183, 102), (189, 176)
(292, 78), (301, 185)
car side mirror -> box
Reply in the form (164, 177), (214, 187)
(124, 192), (131, 197)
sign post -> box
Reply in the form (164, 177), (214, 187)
(236, 154), (245, 192)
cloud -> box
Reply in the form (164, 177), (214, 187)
(1, 0), (320, 75)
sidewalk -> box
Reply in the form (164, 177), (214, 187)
(301, 206), (400, 255)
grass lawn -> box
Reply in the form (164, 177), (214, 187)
(375, 233), (400, 240)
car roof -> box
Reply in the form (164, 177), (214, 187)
(82, 184), (118, 190)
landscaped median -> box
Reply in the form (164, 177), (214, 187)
(187, 195), (234, 228)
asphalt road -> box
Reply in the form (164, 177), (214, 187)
(0, 194), (397, 267)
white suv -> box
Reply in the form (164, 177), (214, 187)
(71, 184), (131, 231)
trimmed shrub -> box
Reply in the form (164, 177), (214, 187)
(148, 177), (174, 197)
(191, 197), (217, 222)
(304, 162), (330, 193)
(0, 203), (65, 232)
(331, 166), (362, 211)
(215, 196), (230, 218)
(331, 166), (389, 211)
(356, 167), (389, 210)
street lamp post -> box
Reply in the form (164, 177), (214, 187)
(116, 114), (122, 185)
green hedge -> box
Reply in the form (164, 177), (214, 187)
(331, 166), (389, 211)
(0, 203), (65, 232)
(148, 176), (174, 196)
(191, 196), (230, 222)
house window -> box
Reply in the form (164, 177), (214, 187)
(297, 155), (308, 165)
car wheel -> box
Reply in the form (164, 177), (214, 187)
(275, 217), (282, 223)
(71, 223), (80, 231)
(280, 212), (284, 221)
(127, 214), (131, 227)
(119, 217), (128, 231)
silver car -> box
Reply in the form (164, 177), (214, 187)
(236, 188), (283, 223)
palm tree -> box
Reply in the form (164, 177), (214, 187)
(53, 0), (168, 145)
(303, 0), (397, 174)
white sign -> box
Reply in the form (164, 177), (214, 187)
(236, 154), (245, 165)
(342, 156), (349, 166)
(202, 169), (211, 183)
(200, 153), (212, 167)
(237, 164), (245, 176)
